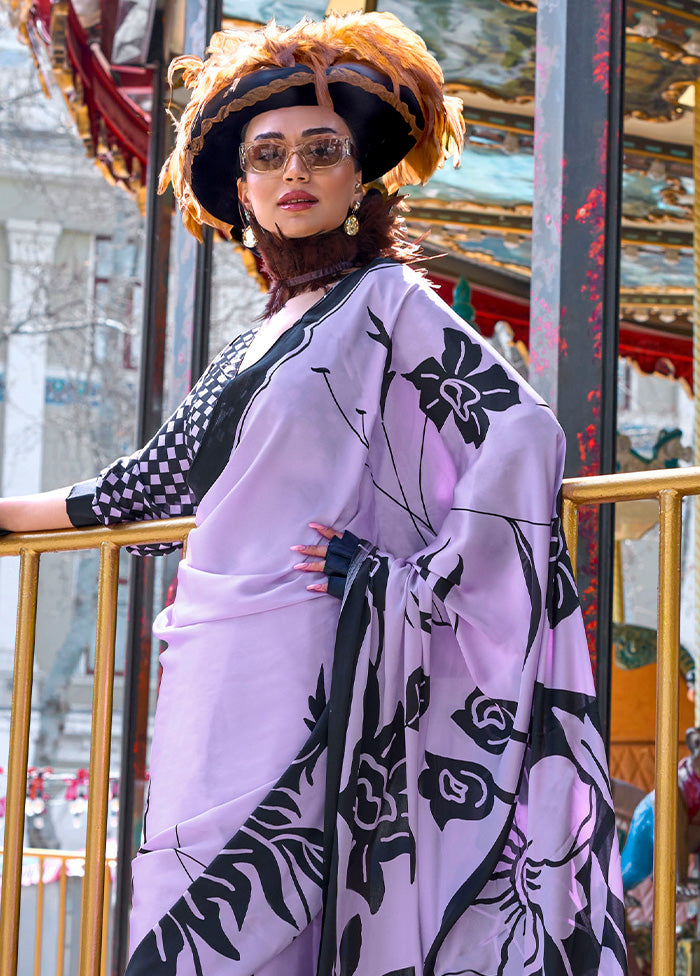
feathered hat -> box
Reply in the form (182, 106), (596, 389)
(159, 12), (465, 241)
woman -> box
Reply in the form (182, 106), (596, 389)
(1, 13), (626, 976)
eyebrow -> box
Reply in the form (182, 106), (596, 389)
(252, 126), (339, 140)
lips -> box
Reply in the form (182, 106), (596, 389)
(278, 191), (318, 211)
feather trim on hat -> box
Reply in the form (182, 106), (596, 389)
(159, 12), (465, 237)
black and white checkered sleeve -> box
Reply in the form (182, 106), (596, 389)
(68, 330), (255, 555)
(94, 402), (197, 524)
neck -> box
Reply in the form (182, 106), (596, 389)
(249, 190), (422, 318)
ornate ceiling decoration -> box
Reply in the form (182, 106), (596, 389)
(9, 0), (700, 372)
(496, 0), (535, 10)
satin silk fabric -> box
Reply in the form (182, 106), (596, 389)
(126, 260), (626, 976)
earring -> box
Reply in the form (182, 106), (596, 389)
(344, 200), (361, 236)
(242, 210), (257, 249)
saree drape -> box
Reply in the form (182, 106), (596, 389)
(125, 259), (626, 976)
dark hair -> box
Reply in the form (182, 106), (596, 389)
(251, 189), (423, 318)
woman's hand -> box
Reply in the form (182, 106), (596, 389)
(291, 522), (342, 592)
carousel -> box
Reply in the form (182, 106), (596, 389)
(7, 0), (700, 972)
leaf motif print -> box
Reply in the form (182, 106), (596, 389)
(170, 879), (244, 962)
(127, 670), (329, 975)
(405, 667), (431, 731)
(367, 308), (395, 415)
(145, 914), (184, 975)
(506, 519), (542, 665)
(339, 914), (363, 976)
(416, 539), (464, 601)
(547, 513), (580, 627)
(305, 664), (327, 731)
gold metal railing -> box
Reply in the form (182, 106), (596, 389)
(0, 467), (697, 976)
(0, 847), (117, 976)
(562, 466), (700, 976)
(0, 519), (193, 976)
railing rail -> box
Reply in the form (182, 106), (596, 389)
(0, 468), (699, 976)
(562, 467), (697, 976)
(0, 847), (117, 976)
(0, 518), (193, 976)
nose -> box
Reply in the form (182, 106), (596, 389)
(283, 148), (310, 180)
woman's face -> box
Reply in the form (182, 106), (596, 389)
(237, 105), (362, 238)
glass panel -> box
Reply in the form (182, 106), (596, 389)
(223, 1), (328, 24)
(377, 0), (535, 91)
(209, 244), (267, 361)
(0, 14), (146, 971)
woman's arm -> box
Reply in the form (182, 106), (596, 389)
(0, 487), (73, 533)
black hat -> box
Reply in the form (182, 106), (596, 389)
(160, 13), (464, 240)
(187, 62), (424, 230)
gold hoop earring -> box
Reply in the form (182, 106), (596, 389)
(344, 200), (360, 236)
(242, 210), (257, 248)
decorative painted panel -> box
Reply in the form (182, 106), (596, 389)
(222, 1), (327, 23)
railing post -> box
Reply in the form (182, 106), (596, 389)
(0, 549), (40, 976)
(78, 542), (120, 976)
(56, 859), (67, 976)
(33, 852), (44, 976)
(561, 498), (579, 580)
(653, 488), (683, 976)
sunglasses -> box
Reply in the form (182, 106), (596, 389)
(239, 135), (356, 174)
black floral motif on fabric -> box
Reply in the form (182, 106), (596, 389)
(506, 517), (543, 666)
(418, 752), (512, 830)
(338, 915), (363, 976)
(470, 682), (627, 976)
(403, 327), (520, 448)
(547, 513), (580, 627)
(338, 663), (415, 915)
(405, 667), (431, 731)
(451, 688), (517, 755)
(128, 669), (329, 975)
(416, 539), (464, 602)
(127, 266), (625, 976)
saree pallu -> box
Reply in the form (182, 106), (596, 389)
(126, 259), (626, 976)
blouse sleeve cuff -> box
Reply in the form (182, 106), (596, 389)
(325, 529), (363, 599)
(66, 479), (101, 527)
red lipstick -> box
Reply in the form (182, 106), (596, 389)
(278, 191), (318, 211)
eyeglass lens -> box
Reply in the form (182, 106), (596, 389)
(243, 137), (351, 172)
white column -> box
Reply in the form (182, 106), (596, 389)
(0, 219), (61, 667)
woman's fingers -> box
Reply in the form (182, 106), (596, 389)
(308, 521), (341, 540)
(290, 544), (328, 558)
(291, 523), (341, 593)
(293, 559), (326, 573)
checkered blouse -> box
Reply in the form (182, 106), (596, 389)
(67, 329), (255, 553)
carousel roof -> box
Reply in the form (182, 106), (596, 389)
(9, 0), (700, 384)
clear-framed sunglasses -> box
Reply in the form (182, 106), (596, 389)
(239, 135), (356, 174)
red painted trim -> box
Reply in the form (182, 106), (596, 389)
(427, 271), (693, 389)
(65, 3), (149, 167)
(619, 324), (693, 388)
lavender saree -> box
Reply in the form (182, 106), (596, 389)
(123, 259), (626, 976)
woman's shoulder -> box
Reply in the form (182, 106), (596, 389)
(346, 258), (435, 311)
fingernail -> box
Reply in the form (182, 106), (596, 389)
(308, 522), (323, 530)
(293, 563), (308, 571)
(290, 545), (304, 551)
(307, 583), (323, 592)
